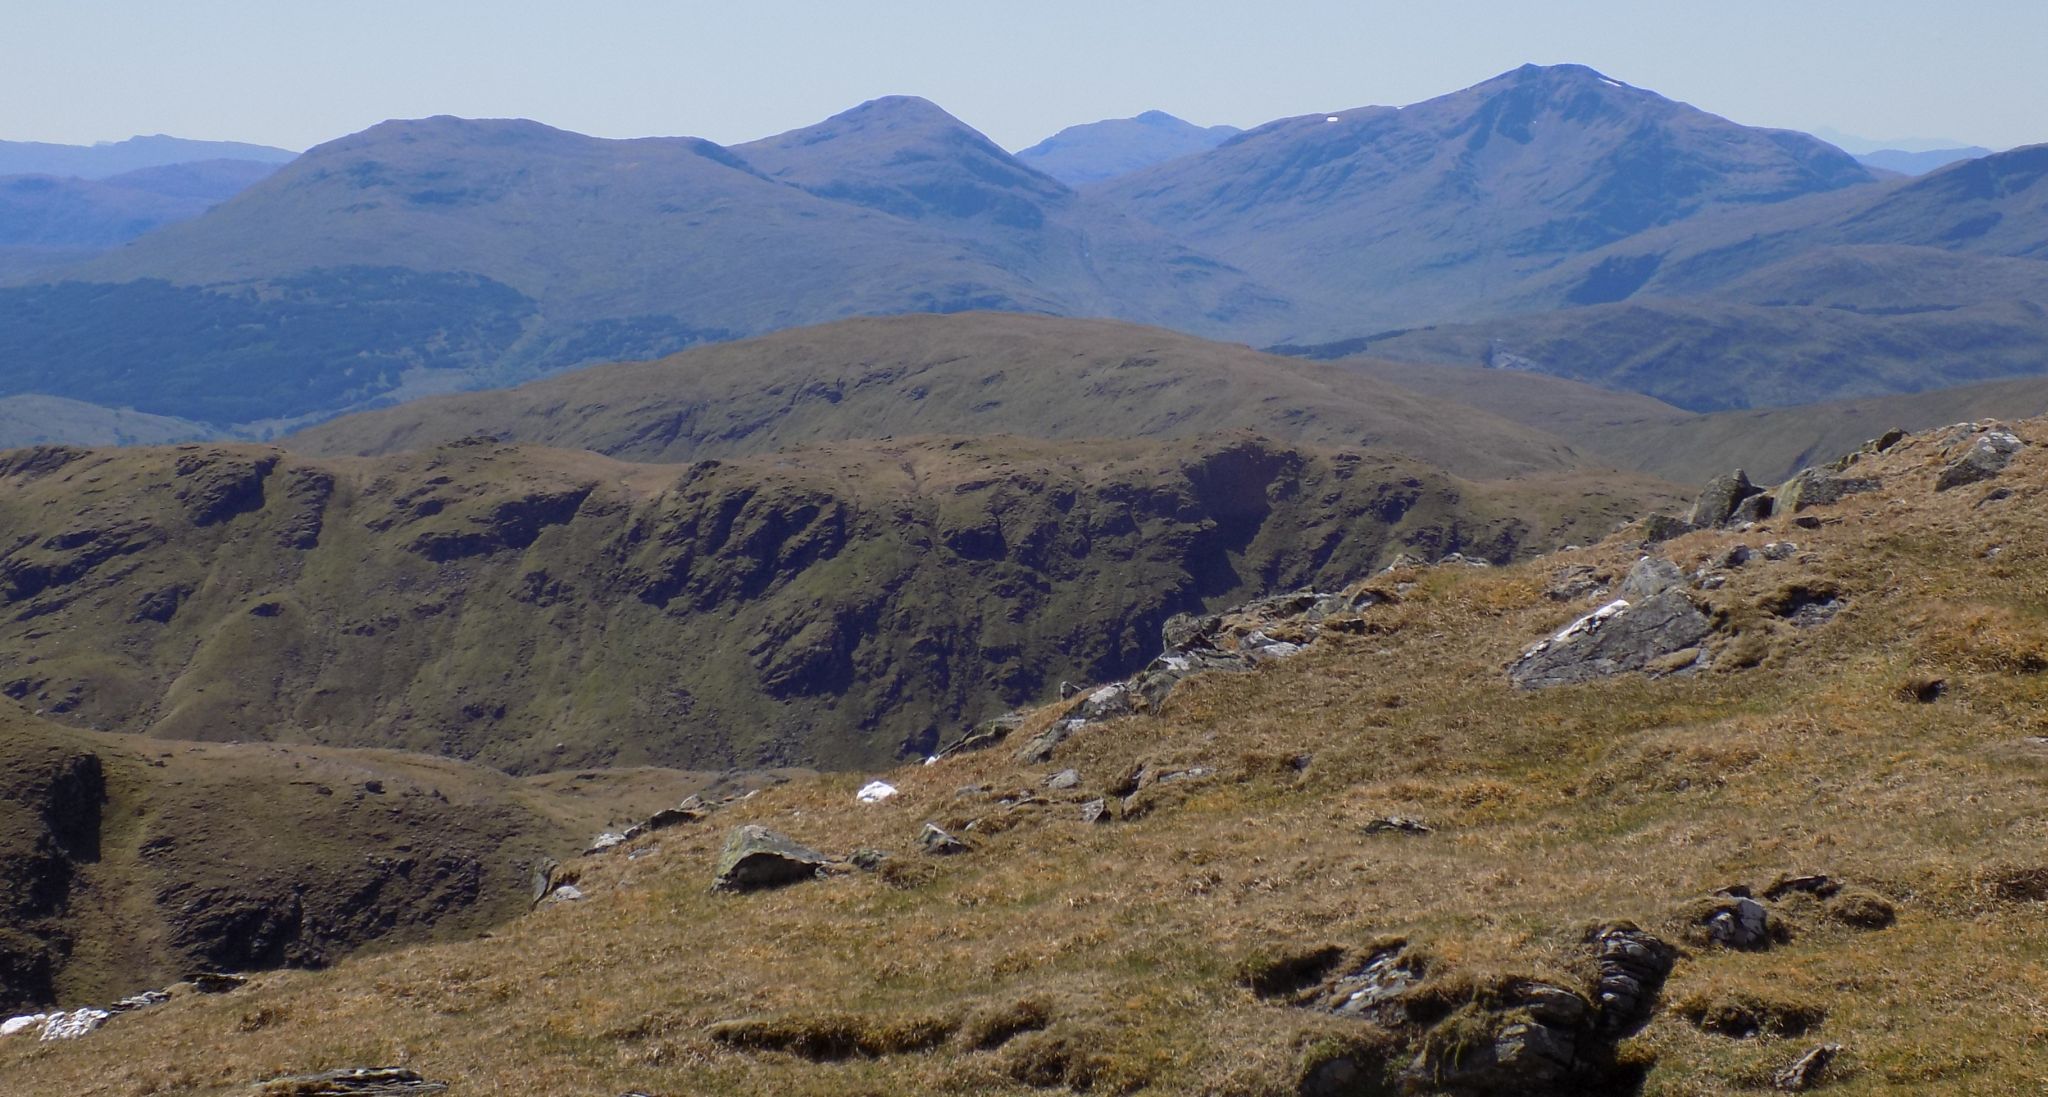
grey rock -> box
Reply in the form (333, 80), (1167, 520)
(1161, 612), (1223, 654)
(1045, 768), (1081, 791)
(1688, 470), (1762, 528)
(1772, 1043), (1844, 1091)
(920, 822), (969, 856)
(849, 848), (890, 871)
(108, 989), (170, 1013)
(1544, 564), (1603, 602)
(1778, 468), (1880, 512)
(1936, 431), (2022, 491)
(1640, 514), (1696, 543)
(36, 1008), (109, 1041)
(546, 884), (586, 903)
(938, 710), (1025, 758)
(1761, 541), (1799, 561)
(1079, 799), (1109, 824)
(1592, 924), (1676, 1035)
(1014, 718), (1083, 765)
(1703, 895), (1773, 949)
(1619, 556), (1684, 600)
(1154, 765), (1215, 785)
(712, 825), (827, 892)
(1363, 816), (1432, 836)
(1320, 947), (1420, 1017)
(1731, 492), (1774, 525)
(529, 856), (560, 905)
(251, 1067), (449, 1094)
(1509, 591), (1713, 690)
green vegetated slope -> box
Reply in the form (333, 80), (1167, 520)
(8, 419), (2047, 1095)
(0, 433), (1674, 776)
(0, 710), (606, 1014)
(289, 312), (1593, 480)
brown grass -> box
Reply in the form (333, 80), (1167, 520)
(6, 422), (2048, 1094)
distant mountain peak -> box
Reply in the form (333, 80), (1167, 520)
(739, 97), (1070, 223)
(1016, 112), (1243, 186)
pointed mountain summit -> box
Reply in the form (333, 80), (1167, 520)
(738, 96), (1070, 228)
(1094, 63), (1877, 335)
(1016, 110), (1243, 186)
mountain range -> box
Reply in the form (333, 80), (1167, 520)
(6, 63), (2044, 439)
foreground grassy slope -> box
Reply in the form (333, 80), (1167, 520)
(288, 312), (1595, 481)
(0, 433), (1670, 775)
(0, 712), (622, 1012)
(6, 419), (2042, 1094)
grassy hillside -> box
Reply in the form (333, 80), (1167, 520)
(0, 711), (610, 1013)
(289, 312), (1599, 481)
(6, 418), (2043, 1094)
(0, 434), (1672, 777)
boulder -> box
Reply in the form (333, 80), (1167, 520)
(1777, 468), (1880, 512)
(1078, 799), (1109, 825)
(1508, 592), (1713, 690)
(919, 823), (969, 856)
(1687, 470), (1762, 528)
(937, 711), (1025, 758)
(713, 826), (828, 892)
(1699, 893), (1774, 950)
(1618, 556), (1684, 601)
(1543, 565), (1603, 602)
(1014, 719), (1083, 766)
(1639, 514), (1696, 543)
(1731, 492), (1774, 525)
(856, 781), (898, 803)
(1045, 769), (1081, 791)
(1936, 430), (2022, 491)
(1363, 816), (1432, 836)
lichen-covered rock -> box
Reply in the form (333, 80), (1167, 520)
(1590, 923), (1676, 1035)
(1936, 430), (2022, 491)
(713, 826), (827, 892)
(1508, 592), (1713, 689)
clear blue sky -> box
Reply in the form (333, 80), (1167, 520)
(4, 1), (2042, 153)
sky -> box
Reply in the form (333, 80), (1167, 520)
(4, 1), (2044, 154)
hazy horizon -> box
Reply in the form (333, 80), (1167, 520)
(4, 1), (2043, 155)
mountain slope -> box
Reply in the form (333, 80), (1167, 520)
(0, 159), (281, 250)
(1094, 63), (1878, 336)
(4, 109), (1287, 429)
(1016, 111), (1242, 186)
(0, 135), (296, 179)
(0, 434), (1672, 775)
(1857, 146), (1992, 175)
(288, 312), (1599, 481)
(8, 419), (2047, 1094)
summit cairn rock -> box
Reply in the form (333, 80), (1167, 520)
(713, 826), (828, 892)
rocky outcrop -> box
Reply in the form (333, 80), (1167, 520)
(713, 826), (828, 891)
(1284, 927), (1676, 1096)
(1508, 590), (1712, 689)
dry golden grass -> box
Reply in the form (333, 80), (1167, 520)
(7, 422), (2048, 1094)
